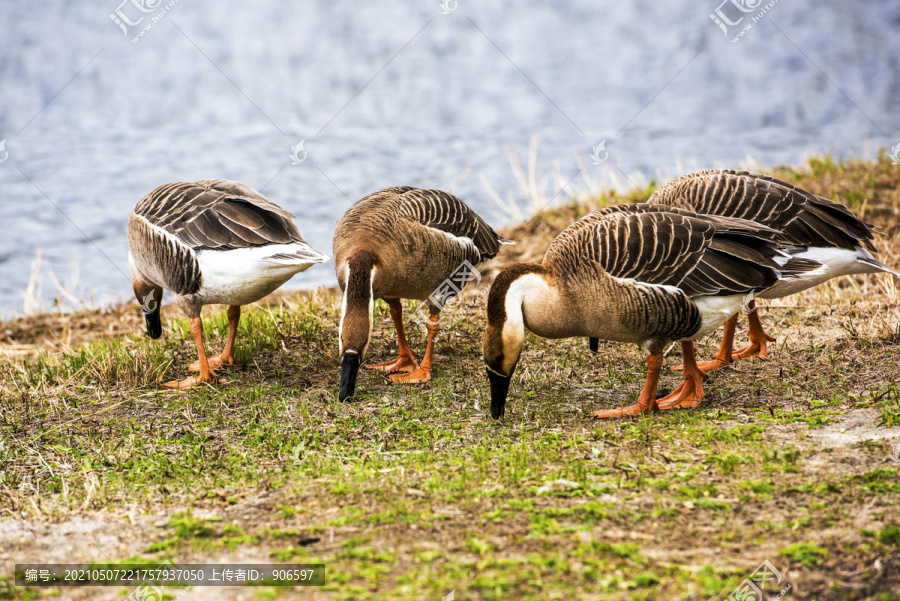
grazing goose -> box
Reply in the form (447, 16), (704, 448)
(484, 204), (820, 419)
(647, 169), (899, 370)
(128, 179), (328, 389)
(334, 186), (512, 402)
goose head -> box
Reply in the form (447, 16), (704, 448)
(482, 263), (550, 419)
(338, 249), (376, 401)
(129, 258), (163, 339)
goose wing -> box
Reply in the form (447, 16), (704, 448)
(395, 188), (510, 259)
(650, 169), (877, 251)
(781, 194), (877, 251)
(648, 169), (806, 230)
(132, 179), (308, 250)
(546, 206), (784, 297)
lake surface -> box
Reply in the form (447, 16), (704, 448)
(1, 0), (898, 315)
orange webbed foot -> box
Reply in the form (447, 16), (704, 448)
(734, 312), (776, 360)
(366, 354), (418, 374)
(590, 390), (661, 419)
(589, 403), (655, 419)
(189, 353), (234, 372)
(655, 375), (705, 411)
(731, 334), (775, 360)
(162, 375), (222, 390)
(672, 358), (732, 372)
(389, 367), (432, 384)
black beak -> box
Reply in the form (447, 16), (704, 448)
(340, 351), (361, 402)
(145, 307), (162, 339)
(487, 369), (512, 419)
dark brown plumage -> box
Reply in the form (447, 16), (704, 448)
(334, 187), (509, 276)
(648, 169), (876, 251)
(132, 178), (308, 251)
(546, 205), (785, 298)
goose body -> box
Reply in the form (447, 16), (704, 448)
(334, 186), (511, 401)
(647, 169), (898, 367)
(484, 204), (819, 419)
(128, 179), (328, 388)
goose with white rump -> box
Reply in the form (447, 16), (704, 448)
(128, 179), (328, 389)
(484, 204), (821, 419)
(645, 169), (899, 371)
(334, 186), (512, 402)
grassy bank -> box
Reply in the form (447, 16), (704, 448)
(1, 155), (899, 600)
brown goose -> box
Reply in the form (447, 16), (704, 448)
(334, 186), (512, 401)
(645, 169), (899, 370)
(484, 204), (820, 419)
(128, 179), (328, 389)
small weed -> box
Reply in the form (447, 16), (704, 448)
(779, 542), (829, 566)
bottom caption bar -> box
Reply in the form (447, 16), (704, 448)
(15, 563), (325, 586)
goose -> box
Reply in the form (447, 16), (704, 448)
(128, 179), (328, 389)
(483, 204), (820, 419)
(334, 186), (512, 402)
(645, 169), (899, 371)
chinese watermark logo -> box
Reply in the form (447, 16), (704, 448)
(291, 443), (304, 465)
(0, 139), (7, 164)
(439, 0), (458, 15)
(140, 290), (158, 315)
(709, 0), (779, 43)
(888, 141), (900, 166)
(127, 582), (163, 601)
(110, 0), (180, 43)
(740, 291), (758, 315)
(289, 140), (308, 165)
(110, 0), (162, 35)
(126, 560), (191, 601)
(590, 139), (608, 165)
(727, 560), (791, 601)
(413, 260), (482, 333)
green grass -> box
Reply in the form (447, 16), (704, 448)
(778, 542), (829, 567)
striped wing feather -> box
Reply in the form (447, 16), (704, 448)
(546, 209), (712, 289)
(782, 196), (876, 250)
(395, 188), (506, 259)
(133, 179), (307, 251)
(650, 169), (876, 251)
(649, 169), (805, 229)
(593, 203), (786, 241)
(547, 206), (782, 297)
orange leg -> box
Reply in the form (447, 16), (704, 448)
(390, 315), (438, 384)
(590, 353), (663, 418)
(165, 316), (218, 389)
(190, 305), (240, 371)
(657, 342), (706, 411)
(732, 304), (775, 360)
(673, 314), (738, 372)
(366, 301), (419, 374)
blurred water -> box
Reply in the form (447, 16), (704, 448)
(0, 0), (898, 315)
